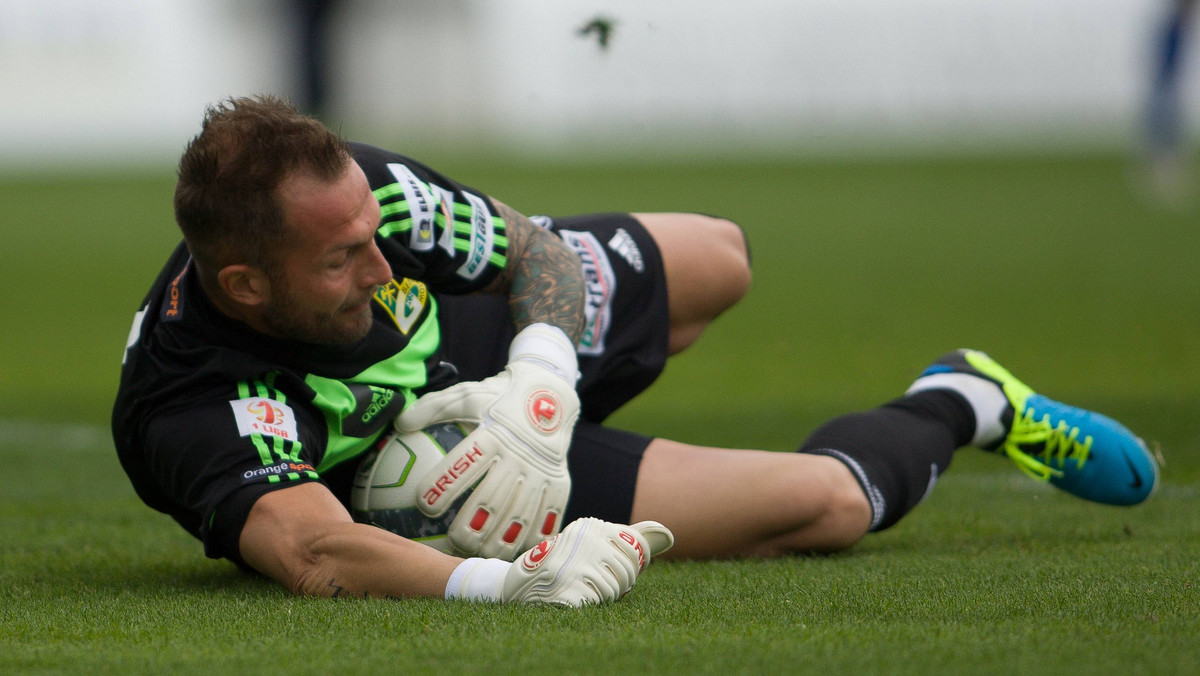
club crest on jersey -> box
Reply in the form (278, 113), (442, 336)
(373, 278), (428, 334)
(526, 390), (563, 433)
(230, 397), (299, 441)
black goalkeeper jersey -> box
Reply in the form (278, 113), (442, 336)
(111, 143), (511, 556)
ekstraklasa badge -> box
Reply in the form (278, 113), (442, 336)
(230, 397), (299, 441)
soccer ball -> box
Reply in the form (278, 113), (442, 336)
(350, 422), (474, 554)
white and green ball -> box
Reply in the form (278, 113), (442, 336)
(351, 422), (474, 554)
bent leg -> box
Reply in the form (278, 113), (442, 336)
(624, 389), (978, 559)
(634, 213), (752, 354)
(629, 439), (872, 559)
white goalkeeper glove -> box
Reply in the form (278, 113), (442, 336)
(397, 323), (580, 560)
(444, 518), (675, 606)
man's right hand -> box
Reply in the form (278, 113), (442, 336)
(445, 518), (675, 606)
(397, 323), (580, 561)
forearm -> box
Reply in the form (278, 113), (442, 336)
(290, 522), (461, 599)
(489, 201), (586, 342)
(243, 516), (459, 599)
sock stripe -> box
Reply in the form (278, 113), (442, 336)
(810, 447), (886, 531)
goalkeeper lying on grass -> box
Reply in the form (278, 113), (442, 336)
(113, 96), (1159, 606)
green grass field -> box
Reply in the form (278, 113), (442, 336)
(2, 153), (1198, 674)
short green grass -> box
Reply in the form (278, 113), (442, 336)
(2, 154), (1198, 674)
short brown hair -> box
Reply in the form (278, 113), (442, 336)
(174, 95), (350, 279)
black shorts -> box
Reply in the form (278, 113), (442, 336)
(434, 212), (669, 524)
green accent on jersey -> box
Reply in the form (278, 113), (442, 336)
(305, 298), (441, 473)
(237, 377), (306, 469)
(377, 220), (411, 240)
(374, 178), (441, 240)
(379, 201), (409, 218)
(377, 200), (416, 239)
(491, 216), (509, 266)
(237, 379), (273, 466)
(372, 172), (509, 278)
(450, 238), (507, 268)
(373, 183), (405, 201)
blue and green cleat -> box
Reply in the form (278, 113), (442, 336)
(918, 349), (1159, 506)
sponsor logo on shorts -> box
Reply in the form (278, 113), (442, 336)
(374, 278), (428, 334)
(230, 397), (299, 441)
(241, 460), (316, 483)
(526, 390), (563, 433)
(607, 228), (645, 273)
(559, 230), (617, 356)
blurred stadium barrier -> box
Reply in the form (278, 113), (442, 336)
(0, 0), (1195, 167)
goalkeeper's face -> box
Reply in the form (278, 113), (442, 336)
(260, 163), (392, 345)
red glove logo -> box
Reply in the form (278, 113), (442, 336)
(526, 390), (563, 433)
(521, 537), (557, 571)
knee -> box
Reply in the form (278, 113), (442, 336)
(776, 459), (872, 555)
(701, 215), (752, 309)
(637, 212), (754, 354)
(813, 477), (872, 552)
(666, 214), (753, 324)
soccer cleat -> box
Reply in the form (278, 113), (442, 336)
(915, 349), (1159, 506)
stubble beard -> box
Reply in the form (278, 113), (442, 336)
(261, 276), (376, 346)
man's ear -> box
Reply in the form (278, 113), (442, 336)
(217, 264), (271, 307)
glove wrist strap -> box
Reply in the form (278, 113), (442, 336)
(445, 557), (509, 602)
(508, 323), (580, 384)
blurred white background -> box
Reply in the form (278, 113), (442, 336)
(1, 0), (1197, 167)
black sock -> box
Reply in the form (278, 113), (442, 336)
(798, 389), (975, 532)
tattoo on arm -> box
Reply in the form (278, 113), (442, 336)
(326, 578), (346, 598)
(487, 201), (586, 343)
